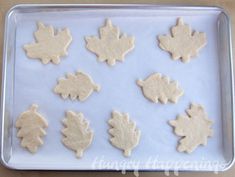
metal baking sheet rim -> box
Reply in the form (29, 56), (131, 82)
(0, 4), (234, 171)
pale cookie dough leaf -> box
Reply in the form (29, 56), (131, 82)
(24, 22), (72, 64)
(108, 111), (141, 157)
(169, 104), (213, 153)
(15, 104), (48, 153)
(137, 73), (183, 104)
(54, 71), (100, 101)
(158, 18), (207, 62)
(62, 111), (94, 158)
(85, 19), (135, 66)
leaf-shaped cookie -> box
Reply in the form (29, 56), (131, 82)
(85, 19), (135, 66)
(54, 71), (100, 101)
(62, 111), (93, 158)
(108, 111), (141, 157)
(16, 104), (48, 153)
(169, 104), (213, 153)
(158, 18), (207, 62)
(24, 22), (72, 64)
(137, 73), (183, 104)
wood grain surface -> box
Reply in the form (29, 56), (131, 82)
(0, 0), (234, 176)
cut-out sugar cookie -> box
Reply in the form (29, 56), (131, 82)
(62, 111), (93, 158)
(85, 19), (135, 66)
(54, 71), (100, 101)
(108, 111), (141, 157)
(158, 18), (207, 63)
(137, 73), (183, 104)
(16, 104), (48, 153)
(169, 104), (213, 153)
(24, 22), (72, 64)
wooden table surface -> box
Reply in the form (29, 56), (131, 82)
(0, 0), (234, 176)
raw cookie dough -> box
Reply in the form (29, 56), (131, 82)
(137, 73), (183, 104)
(54, 71), (100, 101)
(169, 104), (213, 153)
(16, 104), (48, 153)
(158, 18), (207, 62)
(108, 111), (141, 157)
(85, 19), (135, 66)
(62, 111), (93, 158)
(24, 22), (72, 64)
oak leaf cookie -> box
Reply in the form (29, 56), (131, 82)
(158, 18), (207, 62)
(16, 104), (48, 153)
(169, 104), (213, 153)
(85, 19), (135, 66)
(137, 73), (183, 104)
(24, 22), (72, 64)
(54, 71), (100, 101)
(108, 111), (141, 157)
(62, 111), (93, 158)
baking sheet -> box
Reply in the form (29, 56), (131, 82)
(3, 7), (230, 170)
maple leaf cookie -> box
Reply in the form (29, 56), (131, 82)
(158, 18), (207, 62)
(85, 19), (135, 66)
(24, 22), (72, 64)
